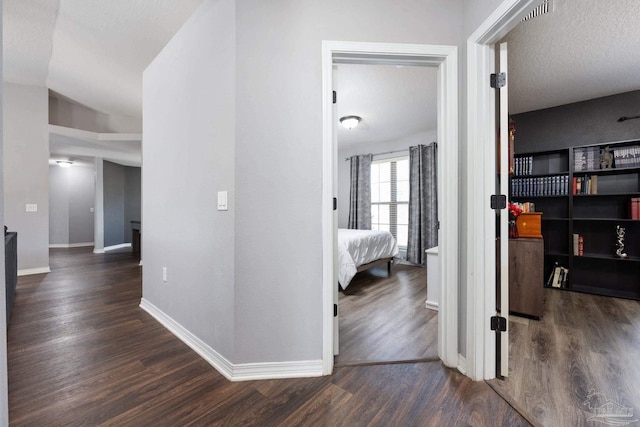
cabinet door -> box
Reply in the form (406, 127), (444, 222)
(509, 238), (544, 318)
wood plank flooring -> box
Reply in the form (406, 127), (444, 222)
(336, 264), (438, 366)
(489, 288), (640, 427)
(8, 248), (529, 426)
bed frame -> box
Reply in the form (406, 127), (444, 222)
(355, 257), (394, 275)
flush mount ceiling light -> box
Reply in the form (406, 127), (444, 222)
(56, 160), (73, 168)
(340, 115), (361, 130)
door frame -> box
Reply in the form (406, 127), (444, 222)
(321, 41), (459, 375)
(465, 0), (541, 381)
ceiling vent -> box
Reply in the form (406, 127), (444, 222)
(522, 0), (553, 22)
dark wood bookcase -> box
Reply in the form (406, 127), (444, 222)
(511, 139), (640, 300)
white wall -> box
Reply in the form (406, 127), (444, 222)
(143, 0), (236, 360)
(337, 130), (437, 229)
(3, 83), (50, 272)
(49, 164), (95, 246)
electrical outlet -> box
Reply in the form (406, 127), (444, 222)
(162, 267), (168, 282)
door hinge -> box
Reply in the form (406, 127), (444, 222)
(333, 91), (337, 104)
(490, 72), (506, 89)
(334, 304), (338, 317)
(333, 197), (337, 211)
(490, 194), (507, 210)
(490, 316), (507, 332)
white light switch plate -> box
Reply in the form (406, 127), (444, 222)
(26, 204), (38, 212)
(217, 191), (228, 211)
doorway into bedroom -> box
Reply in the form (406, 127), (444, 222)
(333, 62), (440, 366)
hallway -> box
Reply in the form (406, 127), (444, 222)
(7, 248), (529, 426)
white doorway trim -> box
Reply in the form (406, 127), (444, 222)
(465, 0), (541, 381)
(321, 41), (459, 375)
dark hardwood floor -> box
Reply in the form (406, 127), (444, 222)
(7, 248), (529, 426)
(336, 264), (438, 366)
(489, 288), (640, 427)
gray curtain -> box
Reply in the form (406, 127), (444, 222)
(348, 154), (372, 229)
(407, 143), (438, 265)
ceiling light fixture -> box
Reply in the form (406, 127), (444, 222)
(340, 115), (361, 130)
(56, 160), (73, 168)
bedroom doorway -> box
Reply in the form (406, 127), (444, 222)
(321, 41), (459, 375)
(333, 63), (439, 366)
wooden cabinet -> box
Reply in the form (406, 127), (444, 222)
(509, 238), (544, 318)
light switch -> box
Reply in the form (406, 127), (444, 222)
(217, 191), (228, 211)
(26, 204), (38, 212)
(90, 207), (95, 213)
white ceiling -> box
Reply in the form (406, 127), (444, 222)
(3, 0), (639, 159)
(336, 63), (438, 150)
(4, 0), (204, 119)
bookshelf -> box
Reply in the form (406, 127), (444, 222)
(511, 139), (640, 300)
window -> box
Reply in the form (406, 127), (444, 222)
(370, 157), (409, 248)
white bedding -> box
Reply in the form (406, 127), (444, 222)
(338, 228), (399, 289)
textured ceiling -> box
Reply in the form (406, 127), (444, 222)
(504, 0), (640, 114)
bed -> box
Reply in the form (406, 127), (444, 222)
(338, 228), (400, 290)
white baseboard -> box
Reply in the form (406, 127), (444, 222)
(93, 248), (105, 254)
(104, 243), (132, 252)
(138, 260), (143, 266)
(18, 266), (51, 276)
(139, 298), (324, 382)
(457, 354), (467, 375)
(49, 242), (94, 248)
(425, 300), (439, 311)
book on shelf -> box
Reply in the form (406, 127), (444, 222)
(546, 263), (569, 288)
(613, 145), (640, 168)
(573, 233), (584, 256)
(631, 197), (640, 220)
(578, 235), (584, 256)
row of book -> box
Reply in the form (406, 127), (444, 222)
(572, 175), (598, 194)
(512, 201), (535, 213)
(574, 146), (600, 171)
(573, 233), (584, 256)
(613, 146), (640, 168)
(511, 175), (569, 197)
(513, 156), (533, 176)
(547, 263), (569, 288)
(631, 197), (640, 220)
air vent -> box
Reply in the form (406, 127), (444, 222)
(522, 0), (553, 22)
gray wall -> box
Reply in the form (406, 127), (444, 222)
(234, 0), (463, 364)
(0, 4), (9, 421)
(512, 91), (640, 153)
(49, 94), (142, 133)
(103, 161), (125, 247)
(143, 0), (464, 366)
(124, 166), (141, 243)
(49, 164), (95, 245)
(143, 0), (237, 360)
(103, 161), (140, 247)
(3, 83), (50, 272)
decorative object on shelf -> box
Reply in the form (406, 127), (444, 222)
(617, 114), (640, 122)
(615, 225), (628, 258)
(508, 202), (522, 238)
(516, 212), (543, 239)
(600, 146), (613, 169)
